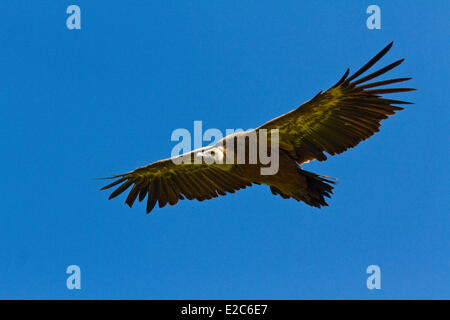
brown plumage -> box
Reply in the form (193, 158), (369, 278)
(100, 42), (414, 213)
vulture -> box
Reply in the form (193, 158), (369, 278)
(100, 42), (414, 213)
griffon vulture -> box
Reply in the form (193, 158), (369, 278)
(100, 42), (414, 213)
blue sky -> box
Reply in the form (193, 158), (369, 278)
(0, 1), (448, 299)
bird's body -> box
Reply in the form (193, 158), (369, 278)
(101, 42), (414, 213)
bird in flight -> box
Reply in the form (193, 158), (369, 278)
(100, 42), (414, 213)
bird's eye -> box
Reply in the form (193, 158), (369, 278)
(210, 151), (216, 156)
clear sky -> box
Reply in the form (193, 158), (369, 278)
(0, 1), (448, 299)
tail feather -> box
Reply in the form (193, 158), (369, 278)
(300, 169), (335, 207)
(269, 169), (336, 208)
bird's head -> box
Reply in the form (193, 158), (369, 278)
(195, 146), (225, 164)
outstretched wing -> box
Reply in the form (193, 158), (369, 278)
(258, 42), (415, 164)
(100, 154), (252, 213)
